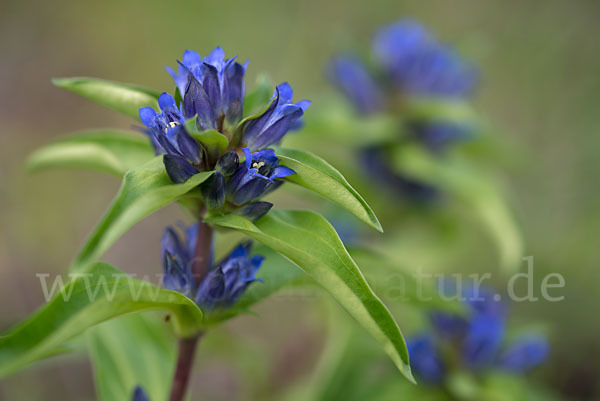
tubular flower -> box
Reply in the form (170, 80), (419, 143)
(373, 19), (477, 98)
(406, 283), (549, 384)
(161, 225), (196, 297)
(407, 334), (445, 384)
(167, 47), (247, 130)
(160, 223), (263, 311)
(195, 242), (264, 310)
(328, 20), (478, 202)
(241, 83), (311, 150)
(139, 93), (203, 183)
(197, 148), (295, 221)
(226, 148), (296, 206)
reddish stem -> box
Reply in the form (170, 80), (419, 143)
(191, 221), (213, 285)
(168, 334), (203, 401)
(168, 220), (213, 401)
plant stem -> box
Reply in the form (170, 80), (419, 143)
(168, 220), (213, 401)
(168, 333), (203, 401)
(192, 220), (213, 286)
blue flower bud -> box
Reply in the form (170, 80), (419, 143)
(499, 335), (549, 373)
(132, 386), (149, 401)
(216, 151), (240, 177)
(161, 227), (194, 296)
(407, 334), (445, 384)
(226, 148), (295, 206)
(200, 171), (225, 210)
(241, 83), (310, 150)
(235, 201), (273, 221)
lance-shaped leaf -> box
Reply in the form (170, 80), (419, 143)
(73, 157), (213, 271)
(27, 129), (155, 177)
(53, 77), (160, 120)
(391, 144), (522, 272)
(273, 147), (383, 232)
(206, 210), (413, 381)
(0, 262), (203, 378)
(88, 313), (176, 401)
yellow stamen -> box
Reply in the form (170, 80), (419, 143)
(164, 121), (180, 133)
(252, 161), (265, 170)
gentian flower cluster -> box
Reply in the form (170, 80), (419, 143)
(407, 284), (549, 384)
(161, 222), (264, 310)
(330, 19), (477, 115)
(139, 47), (309, 217)
(329, 19), (478, 200)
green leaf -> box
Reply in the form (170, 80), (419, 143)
(405, 96), (480, 125)
(206, 210), (413, 381)
(301, 100), (397, 146)
(391, 144), (523, 272)
(27, 129), (155, 177)
(53, 77), (160, 120)
(274, 147), (383, 232)
(73, 157), (212, 271)
(88, 313), (176, 401)
(0, 262), (202, 378)
(243, 74), (273, 118)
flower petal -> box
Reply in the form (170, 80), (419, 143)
(183, 73), (217, 130)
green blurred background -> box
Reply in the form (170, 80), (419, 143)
(1, 0), (599, 400)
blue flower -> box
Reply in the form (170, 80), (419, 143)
(195, 242), (264, 310)
(329, 56), (382, 115)
(226, 148), (295, 206)
(132, 386), (149, 401)
(241, 83), (310, 150)
(499, 335), (549, 373)
(373, 19), (477, 98)
(167, 47), (248, 130)
(462, 313), (505, 368)
(407, 334), (445, 384)
(139, 93), (203, 183)
(160, 223), (264, 311)
(407, 282), (549, 384)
